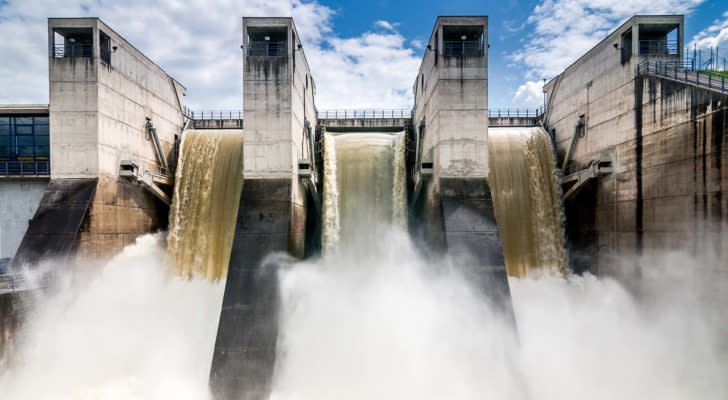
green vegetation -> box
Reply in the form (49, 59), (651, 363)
(698, 70), (728, 79)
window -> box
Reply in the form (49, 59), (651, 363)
(247, 27), (288, 56)
(442, 25), (484, 57)
(0, 115), (50, 161)
(100, 31), (111, 64)
(620, 29), (633, 64)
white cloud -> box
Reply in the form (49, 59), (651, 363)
(689, 10), (728, 50)
(512, 0), (704, 82)
(0, 1), (419, 109)
(374, 20), (398, 31)
(513, 80), (545, 107)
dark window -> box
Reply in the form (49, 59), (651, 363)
(0, 135), (10, 159)
(35, 135), (50, 159)
(442, 25), (484, 57)
(16, 125), (32, 135)
(0, 114), (51, 162)
(100, 31), (111, 64)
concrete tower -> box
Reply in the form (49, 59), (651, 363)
(210, 17), (317, 400)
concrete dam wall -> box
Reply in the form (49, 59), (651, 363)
(1, 11), (727, 400)
(550, 75), (727, 276)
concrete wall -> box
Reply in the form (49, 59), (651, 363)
(211, 18), (318, 400)
(411, 16), (489, 248)
(0, 180), (48, 260)
(413, 16), (489, 179)
(47, 18), (187, 259)
(543, 16), (728, 275)
(241, 17), (317, 257)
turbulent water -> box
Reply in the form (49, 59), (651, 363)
(2, 126), (727, 400)
(167, 129), (244, 280)
(488, 126), (567, 278)
(2, 238), (726, 399)
(271, 231), (728, 400)
(0, 235), (225, 399)
(321, 131), (407, 252)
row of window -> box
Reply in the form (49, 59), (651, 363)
(0, 116), (50, 161)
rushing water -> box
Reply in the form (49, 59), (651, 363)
(167, 129), (244, 280)
(321, 131), (407, 252)
(488, 127), (567, 278)
(2, 127), (726, 400)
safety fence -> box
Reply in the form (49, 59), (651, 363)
(316, 109), (413, 119)
(637, 60), (728, 94)
(0, 160), (50, 177)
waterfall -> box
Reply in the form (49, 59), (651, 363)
(167, 129), (244, 280)
(488, 127), (567, 277)
(321, 131), (407, 252)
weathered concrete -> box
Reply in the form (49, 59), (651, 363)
(412, 17), (489, 179)
(211, 17), (317, 400)
(11, 179), (96, 269)
(0, 180), (48, 260)
(210, 178), (291, 400)
(47, 18), (187, 259)
(543, 15), (728, 276)
(440, 178), (514, 322)
(409, 17), (513, 318)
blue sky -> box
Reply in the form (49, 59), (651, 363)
(0, 0), (726, 110)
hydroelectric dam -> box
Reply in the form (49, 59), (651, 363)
(0, 14), (727, 400)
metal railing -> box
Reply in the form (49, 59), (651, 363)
(316, 109), (413, 119)
(53, 43), (93, 58)
(0, 271), (57, 295)
(443, 40), (484, 57)
(638, 40), (678, 56)
(184, 109), (243, 120)
(0, 160), (50, 177)
(637, 60), (728, 94)
(488, 108), (545, 118)
(688, 46), (727, 72)
(247, 41), (288, 57)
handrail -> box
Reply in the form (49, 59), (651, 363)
(637, 60), (728, 94)
(442, 40), (484, 57)
(0, 160), (50, 177)
(316, 109), (413, 119)
(53, 43), (93, 58)
(0, 271), (57, 295)
(638, 40), (679, 56)
(489, 108), (545, 118)
(184, 109), (243, 120)
(247, 41), (288, 57)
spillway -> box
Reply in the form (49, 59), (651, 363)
(167, 129), (244, 280)
(488, 126), (567, 278)
(321, 131), (407, 252)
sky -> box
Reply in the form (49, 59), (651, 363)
(0, 0), (726, 110)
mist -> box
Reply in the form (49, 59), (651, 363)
(0, 234), (224, 400)
(1, 231), (726, 399)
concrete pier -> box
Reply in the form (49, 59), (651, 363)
(411, 17), (514, 317)
(210, 17), (317, 400)
(10, 18), (188, 266)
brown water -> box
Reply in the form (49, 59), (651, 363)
(321, 131), (407, 253)
(167, 129), (244, 280)
(488, 127), (567, 278)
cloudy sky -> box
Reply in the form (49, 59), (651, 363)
(0, 0), (726, 110)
